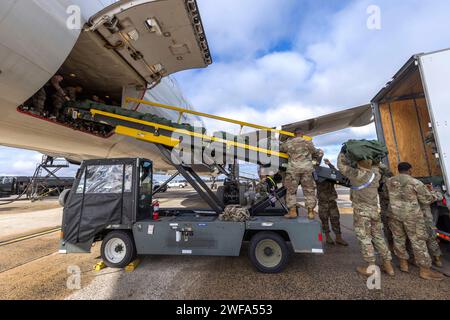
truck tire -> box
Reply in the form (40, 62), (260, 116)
(249, 231), (289, 273)
(58, 189), (71, 207)
(101, 231), (137, 269)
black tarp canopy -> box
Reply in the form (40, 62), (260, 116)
(62, 158), (139, 245)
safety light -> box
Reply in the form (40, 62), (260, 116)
(437, 232), (450, 241)
(318, 232), (323, 242)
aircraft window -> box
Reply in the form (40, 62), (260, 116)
(84, 165), (124, 194)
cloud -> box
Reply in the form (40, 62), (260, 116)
(176, 0), (450, 163)
(196, 0), (299, 60)
(301, 0), (450, 107)
(0, 147), (78, 177)
(178, 51), (313, 112)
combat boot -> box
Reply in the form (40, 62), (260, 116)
(356, 264), (377, 277)
(307, 208), (315, 220)
(325, 233), (335, 245)
(434, 256), (443, 268)
(419, 267), (445, 281)
(335, 234), (348, 246)
(382, 260), (395, 276)
(284, 208), (298, 219)
(399, 259), (409, 273)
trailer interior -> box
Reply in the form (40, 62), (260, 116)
(373, 57), (442, 179)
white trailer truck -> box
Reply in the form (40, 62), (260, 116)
(372, 48), (450, 239)
(283, 48), (450, 240)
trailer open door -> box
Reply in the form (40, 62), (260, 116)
(419, 50), (450, 189)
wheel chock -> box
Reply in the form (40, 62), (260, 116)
(125, 259), (140, 272)
(93, 261), (106, 271)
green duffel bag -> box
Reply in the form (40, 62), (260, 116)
(343, 139), (388, 164)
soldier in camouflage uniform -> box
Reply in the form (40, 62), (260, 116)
(377, 163), (393, 246)
(50, 75), (70, 119)
(32, 87), (47, 115)
(280, 130), (322, 220)
(66, 86), (83, 101)
(387, 162), (444, 280)
(317, 159), (348, 246)
(337, 152), (394, 277)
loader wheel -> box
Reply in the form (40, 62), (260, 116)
(249, 232), (289, 273)
(101, 231), (136, 268)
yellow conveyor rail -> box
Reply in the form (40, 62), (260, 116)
(90, 109), (289, 159)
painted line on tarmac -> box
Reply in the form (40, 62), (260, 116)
(0, 227), (61, 247)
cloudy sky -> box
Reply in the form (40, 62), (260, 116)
(1, 0), (450, 176)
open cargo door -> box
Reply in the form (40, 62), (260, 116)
(419, 49), (450, 186)
(88, 0), (212, 86)
(59, 0), (211, 103)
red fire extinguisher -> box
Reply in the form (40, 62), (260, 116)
(152, 200), (160, 220)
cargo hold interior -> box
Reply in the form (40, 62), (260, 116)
(373, 59), (443, 180)
(58, 30), (147, 106)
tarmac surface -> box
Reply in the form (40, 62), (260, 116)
(1, 189), (449, 300)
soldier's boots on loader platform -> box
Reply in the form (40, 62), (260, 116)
(283, 207), (316, 220)
(420, 267), (445, 281)
(284, 208), (298, 219)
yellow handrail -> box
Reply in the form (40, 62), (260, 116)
(90, 109), (289, 159)
(125, 97), (299, 138)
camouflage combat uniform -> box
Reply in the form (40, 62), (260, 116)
(420, 190), (442, 258)
(32, 88), (47, 114)
(280, 137), (322, 210)
(387, 174), (438, 268)
(66, 87), (80, 101)
(317, 179), (341, 235)
(50, 76), (68, 118)
(337, 153), (392, 264)
(377, 164), (393, 244)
